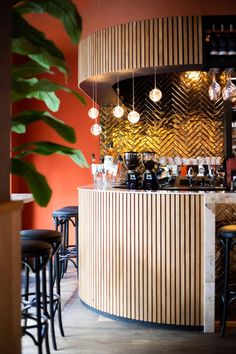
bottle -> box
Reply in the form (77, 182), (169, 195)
(219, 24), (228, 55)
(106, 142), (117, 161)
(91, 153), (96, 164)
(228, 24), (236, 55)
(209, 24), (219, 55)
(116, 155), (126, 185)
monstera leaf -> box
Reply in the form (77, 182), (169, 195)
(12, 0), (88, 206)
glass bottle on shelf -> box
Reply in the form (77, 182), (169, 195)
(219, 24), (228, 55)
(228, 24), (236, 55)
(209, 24), (219, 55)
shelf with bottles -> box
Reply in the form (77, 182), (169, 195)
(203, 15), (236, 70)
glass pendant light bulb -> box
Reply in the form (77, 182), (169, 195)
(128, 72), (140, 124)
(88, 107), (99, 119)
(149, 67), (162, 102)
(90, 123), (102, 136)
(113, 105), (124, 118)
(113, 85), (125, 118)
(128, 110), (140, 124)
(149, 88), (162, 102)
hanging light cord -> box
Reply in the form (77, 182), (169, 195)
(132, 71), (135, 111)
(154, 67), (156, 88)
(117, 75), (120, 105)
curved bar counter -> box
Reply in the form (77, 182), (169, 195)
(78, 186), (236, 332)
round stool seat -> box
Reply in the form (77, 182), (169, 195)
(219, 225), (236, 238)
(21, 229), (62, 254)
(52, 206), (78, 218)
(21, 239), (53, 271)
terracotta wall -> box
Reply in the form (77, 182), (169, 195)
(12, 49), (100, 229)
(77, 0), (236, 38)
(12, 0), (236, 229)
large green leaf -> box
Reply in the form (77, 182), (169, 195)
(12, 60), (53, 79)
(12, 77), (86, 108)
(15, 0), (82, 44)
(13, 141), (89, 168)
(12, 110), (76, 143)
(12, 10), (67, 74)
(11, 158), (52, 207)
(12, 78), (60, 111)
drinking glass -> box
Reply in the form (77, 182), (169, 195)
(222, 71), (236, 101)
(208, 70), (221, 101)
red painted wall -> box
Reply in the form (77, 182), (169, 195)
(77, 0), (236, 38)
(12, 38), (100, 229)
(12, 0), (236, 229)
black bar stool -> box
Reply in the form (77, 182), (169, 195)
(21, 239), (53, 354)
(52, 206), (79, 277)
(218, 224), (236, 336)
(21, 229), (65, 351)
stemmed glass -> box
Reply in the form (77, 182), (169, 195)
(208, 69), (221, 101)
(222, 70), (236, 101)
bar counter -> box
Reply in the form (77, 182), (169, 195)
(78, 186), (236, 332)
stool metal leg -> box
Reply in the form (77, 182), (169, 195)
(221, 237), (231, 337)
(49, 257), (57, 350)
(42, 264), (50, 354)
(55, 250), (65, 337)
(75, 215), (79, 276)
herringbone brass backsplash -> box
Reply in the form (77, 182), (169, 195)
(100, 71), (224, 158)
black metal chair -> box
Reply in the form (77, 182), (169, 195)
(21, 239), (53, 354)
(21, 229), (65, 351)
(218, 224), (236, 336)
(52, 206), (79, 277)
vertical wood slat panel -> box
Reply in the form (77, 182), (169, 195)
(78, 16), (203, 83)
(79, 190), (204, 327)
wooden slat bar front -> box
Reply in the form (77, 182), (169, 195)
(79, 187), (204, 327)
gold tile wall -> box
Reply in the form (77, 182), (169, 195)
(100, 71), (225, 158)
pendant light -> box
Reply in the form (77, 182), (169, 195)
(89, 80), (102, 136)
(149, 67), (162, 102)
(113, 80), (124, 118)
(90, 123), (102, 136)
(88, 82), (99, 119)
(128, 72), (140, 124)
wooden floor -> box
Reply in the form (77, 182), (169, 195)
(22, 266), (236, 354)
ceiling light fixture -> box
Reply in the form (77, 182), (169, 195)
(113, 80), (125, 118)
(149, 67), (162, 102)
(128, 72), (140, 124)
(90, 123), (102, 136)
(88, 81), (99, 119)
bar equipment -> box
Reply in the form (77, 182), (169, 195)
(142, 152), (159, 190)
(124, 152), (141, 189)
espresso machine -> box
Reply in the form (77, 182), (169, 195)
(124, 152), (141, 189)
(142, 152), (158, 190)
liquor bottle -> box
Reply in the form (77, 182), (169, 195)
(228, 24), (236, 55)
(106, 142), (117, 159)
(116, 155), (126, 185)
(209, 24), (219, 55)
(91, 153), (96, 164)
(219, 24), (228, 55)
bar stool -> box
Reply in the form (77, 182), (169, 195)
(21, 239), (53, 354)
(21, 229), (65, 351)
(218, 224), (236, 336)
(52, 206), (79, 277)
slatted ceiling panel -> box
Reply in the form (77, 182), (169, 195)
(79, 190), (204, 326)
(78, 16), (203, 83)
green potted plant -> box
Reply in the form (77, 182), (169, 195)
(11, 0), (88, 206)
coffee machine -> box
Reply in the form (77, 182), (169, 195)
(142, 152), (158, 190)
(124, 152), (141, 189)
